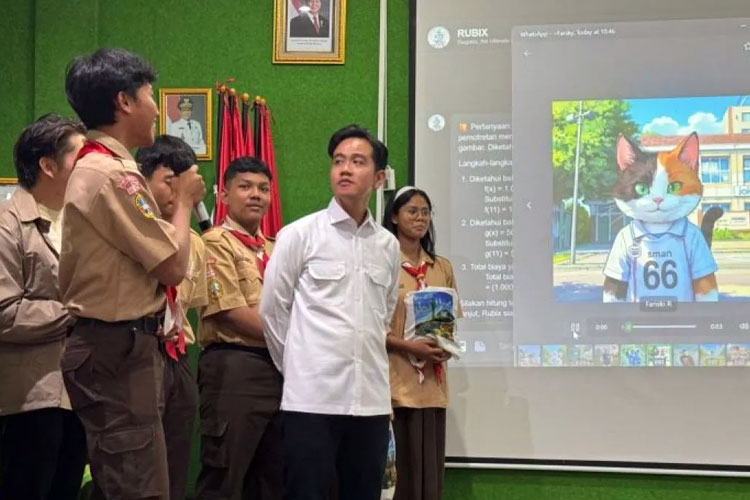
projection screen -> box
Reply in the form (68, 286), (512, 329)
(412, 0), (750, 474)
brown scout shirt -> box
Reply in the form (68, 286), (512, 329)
(388, 251), (458, 409)
(59, 131), (179, 321)
(199, 217), (273, 349)
(177, 229), (208, 344)
(0, 187), (74, 415)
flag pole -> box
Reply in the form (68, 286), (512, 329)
(214, 83), (226, 211)
(254, 95), (262, 157)
(241, 93), (249, 138)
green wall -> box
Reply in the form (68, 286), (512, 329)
(1, 0), (409, 216)
(3, 1), (750, 498)
(0, 1), (34, 173)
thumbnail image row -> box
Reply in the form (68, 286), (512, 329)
(516, 343), (750, 367)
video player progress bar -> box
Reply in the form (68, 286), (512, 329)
(631, 324), (696, 329)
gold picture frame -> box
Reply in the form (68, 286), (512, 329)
(158, 88), (213, 161)
(273, 0), (347, 64)
(0, 178), (17, 201)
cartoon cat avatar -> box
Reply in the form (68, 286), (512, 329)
(602, 132), (719, 302)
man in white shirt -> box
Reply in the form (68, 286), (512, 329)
(167, 96), (206, 155)
(260, 124), (400, 500)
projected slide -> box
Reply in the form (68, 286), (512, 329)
(512, 17), (750, 368)
(448, 113), (514, 362)
(415, 0), (750, 470)
(552, 96), (750, 306)
(523, 95), (750, 368)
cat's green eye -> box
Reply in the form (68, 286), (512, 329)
(634, 183), (650, 196)
(667, 181), (682, 195)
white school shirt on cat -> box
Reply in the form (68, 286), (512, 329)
(603, 217), (717, 302)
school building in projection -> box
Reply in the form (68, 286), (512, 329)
(639, 106), (750, 231)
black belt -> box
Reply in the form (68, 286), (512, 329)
(75, 312), (164, 334)
(204, 342), (270, 359)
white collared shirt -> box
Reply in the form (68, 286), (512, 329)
(260, 198), (400, 416)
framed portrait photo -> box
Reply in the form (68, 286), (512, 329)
(0, 178), (17, 202)
(159, 88), (213, 161)
(273, 0), (347, 64)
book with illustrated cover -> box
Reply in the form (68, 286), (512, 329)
(403, 287), (461, 358)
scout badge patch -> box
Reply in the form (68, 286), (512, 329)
(134, 193), (155, 219)
(209, 278), (223, 301)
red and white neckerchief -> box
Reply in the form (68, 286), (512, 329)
(163, 285), (186, 361)
(227, 229), (269, 278)
(401, 261), (428, 290)
(402, 260), (444, 385)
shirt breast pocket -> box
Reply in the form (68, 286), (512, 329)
(365, 264), (390, 313)
(237, 259), (262, 303)
(25, 249), (59, 298)
(307, 260), (347, 306)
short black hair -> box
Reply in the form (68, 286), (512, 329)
(136, 135), (197, 179)
(13, 113), (87, 189)
(327, 124), (388, 171)
(224, 156), (272, 187)
(382, 187), (436, 259)
(65, 48), (157, 129)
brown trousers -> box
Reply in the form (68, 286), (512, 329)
(196, 345), (283, 500)
(392, 407), (447, 500)
(162, 350), (198, 500)
(62, 318), (169, 500)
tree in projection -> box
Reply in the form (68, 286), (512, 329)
(551, 100), (639, 203)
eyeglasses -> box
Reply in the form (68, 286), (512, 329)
(404, 207), (432, 218)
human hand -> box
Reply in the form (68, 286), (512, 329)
(174, 165), (205, 207)
(156, 325), (178, 343)
(435, 350), (452, 363)
(408, 338), (446, 364)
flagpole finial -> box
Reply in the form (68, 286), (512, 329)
(241, 93), (250, 103)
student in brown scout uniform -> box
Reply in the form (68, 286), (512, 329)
(58, 48), (205, 500)
(196, 156), (283, 500)
(136, 134), (209, 500)
(0, 114), (87, 500)
(382, 186), (457, 500)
